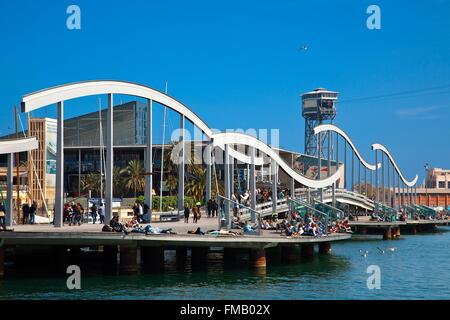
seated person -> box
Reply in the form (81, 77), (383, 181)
(109, 216), (129, 235)
(243, 221), (257, 234)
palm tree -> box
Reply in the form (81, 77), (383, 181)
(113, 166), (124, 197)
(123, 160), (146, 197)
(81, 173), (101, 196)
(185, 154), (224, 202)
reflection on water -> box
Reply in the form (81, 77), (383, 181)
(1, 227), (450, 300)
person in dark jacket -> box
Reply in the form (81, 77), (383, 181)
(22, 202), (30, 224)
(184, 205), (190, 223)
(29, 201), (37, 224)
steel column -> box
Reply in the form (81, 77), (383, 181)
(205, 140), (212, 202)
(6, 153), (13, 228)
(54, 101), (64, 228)
(375, 149), (379, 213)
(272, 158), (278, 213)
(381, 153), (385, 207)
(105, 94), (113, 225)
(224, 144), (230, 227)
(178, 115), (185, 212)
(145, 99), (153, 221)
(250, 147), (256, 222)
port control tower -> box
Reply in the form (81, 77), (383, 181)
(302, 88), (339, 157)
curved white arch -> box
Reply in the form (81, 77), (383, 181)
(0, 137), (38, 154)
(314, 124), (380, 171)
(22, 80), (214, 138)
(21, 80), (270, 166)
(211, 132), (343, 189)
(371, 143), (418, 187)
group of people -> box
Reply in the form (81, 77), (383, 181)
(132, 202), (150, 223)
(275, 213), (325, 237)
(184, 202), (203, 224)
(206, 199), (219, 218)
(21, 201), (38, 224)
(63, 202), (89, 226)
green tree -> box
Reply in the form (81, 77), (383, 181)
(123, 160), (146, 197)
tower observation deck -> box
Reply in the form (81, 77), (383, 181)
(302, 88), (339, 157)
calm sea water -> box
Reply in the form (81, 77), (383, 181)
(1, 228), (450, 300)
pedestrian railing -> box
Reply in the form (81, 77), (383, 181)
(312, 199), (345, 221)
(287, 197), (329, 235)
(216, 195), (262, 235)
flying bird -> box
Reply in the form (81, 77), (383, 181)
(298, 44), (309, 51)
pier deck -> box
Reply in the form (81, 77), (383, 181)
(0, 222), (350, 248)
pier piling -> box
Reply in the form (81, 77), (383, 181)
(141, 247), (165, 272)
(281, 245), (298, 263)
(301, 244), (314, 259)
(249, 249), (266, 269)
(319, 242), (332, 254)
(119, 245), (139, 274)
(383, 227), (392, 240)
(0, 246), (4, 278)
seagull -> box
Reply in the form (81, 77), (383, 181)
(298, 44), (309, 51)
(359, 249), (369, 258)
(377, 247), (385, 254)
(386, 247), (397, 252)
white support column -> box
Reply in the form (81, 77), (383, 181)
(250, 147), (256, 223)
(105, 94), (113, 225)
(224, 144), (230, 227)
(54, 101), (64, 228)
(145, 99), (153, 222)
(205, 139), (212, 202)
(178, 115), (185, 212)
(6, 153), (13, 228)
(271, 158), (278, 214)
(230, 154), (235, 195)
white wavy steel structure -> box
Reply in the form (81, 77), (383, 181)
(21, 80), (266, 166)
(314, 124), (380, 171)
(211, 132), (343, 189)
(0, 137), (38, 154)
(22, 80), (340, 188)
(372, 143), (418, 187)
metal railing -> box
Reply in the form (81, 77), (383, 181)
(287, 197), (329, 235)
(312, 199), (345, 221)
(216, 195), (262, 235)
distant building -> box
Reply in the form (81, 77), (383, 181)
(415, 168), (450, 209)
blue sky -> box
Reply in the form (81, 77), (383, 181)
(0, 0), (449, 182)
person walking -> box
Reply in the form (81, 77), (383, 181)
(193, 205), (199, 224)
(207, 199), (213, 218)
(212, 199), (218, 217)
(91, 202), (98, 224)
(99, 201), (105, 225)
(29, 201), (37, 225)
(184, 205), (190, 223)
(22, 202), (30, 225)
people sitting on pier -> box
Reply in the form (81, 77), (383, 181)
(126, 215), (140, 229)
(340, 220), (353, 233)
(243, 221), (257, 234)
(109, 216), (129, 235)
(369, 212), (382, 222)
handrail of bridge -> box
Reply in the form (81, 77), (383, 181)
(414, 204), (437, 219)
(377, 203), (398, 221)
(288, 198), (329, 235)
(312, 199), (345, 220)
(217, 195), (262, 235)
(323, 188), (375, 209)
